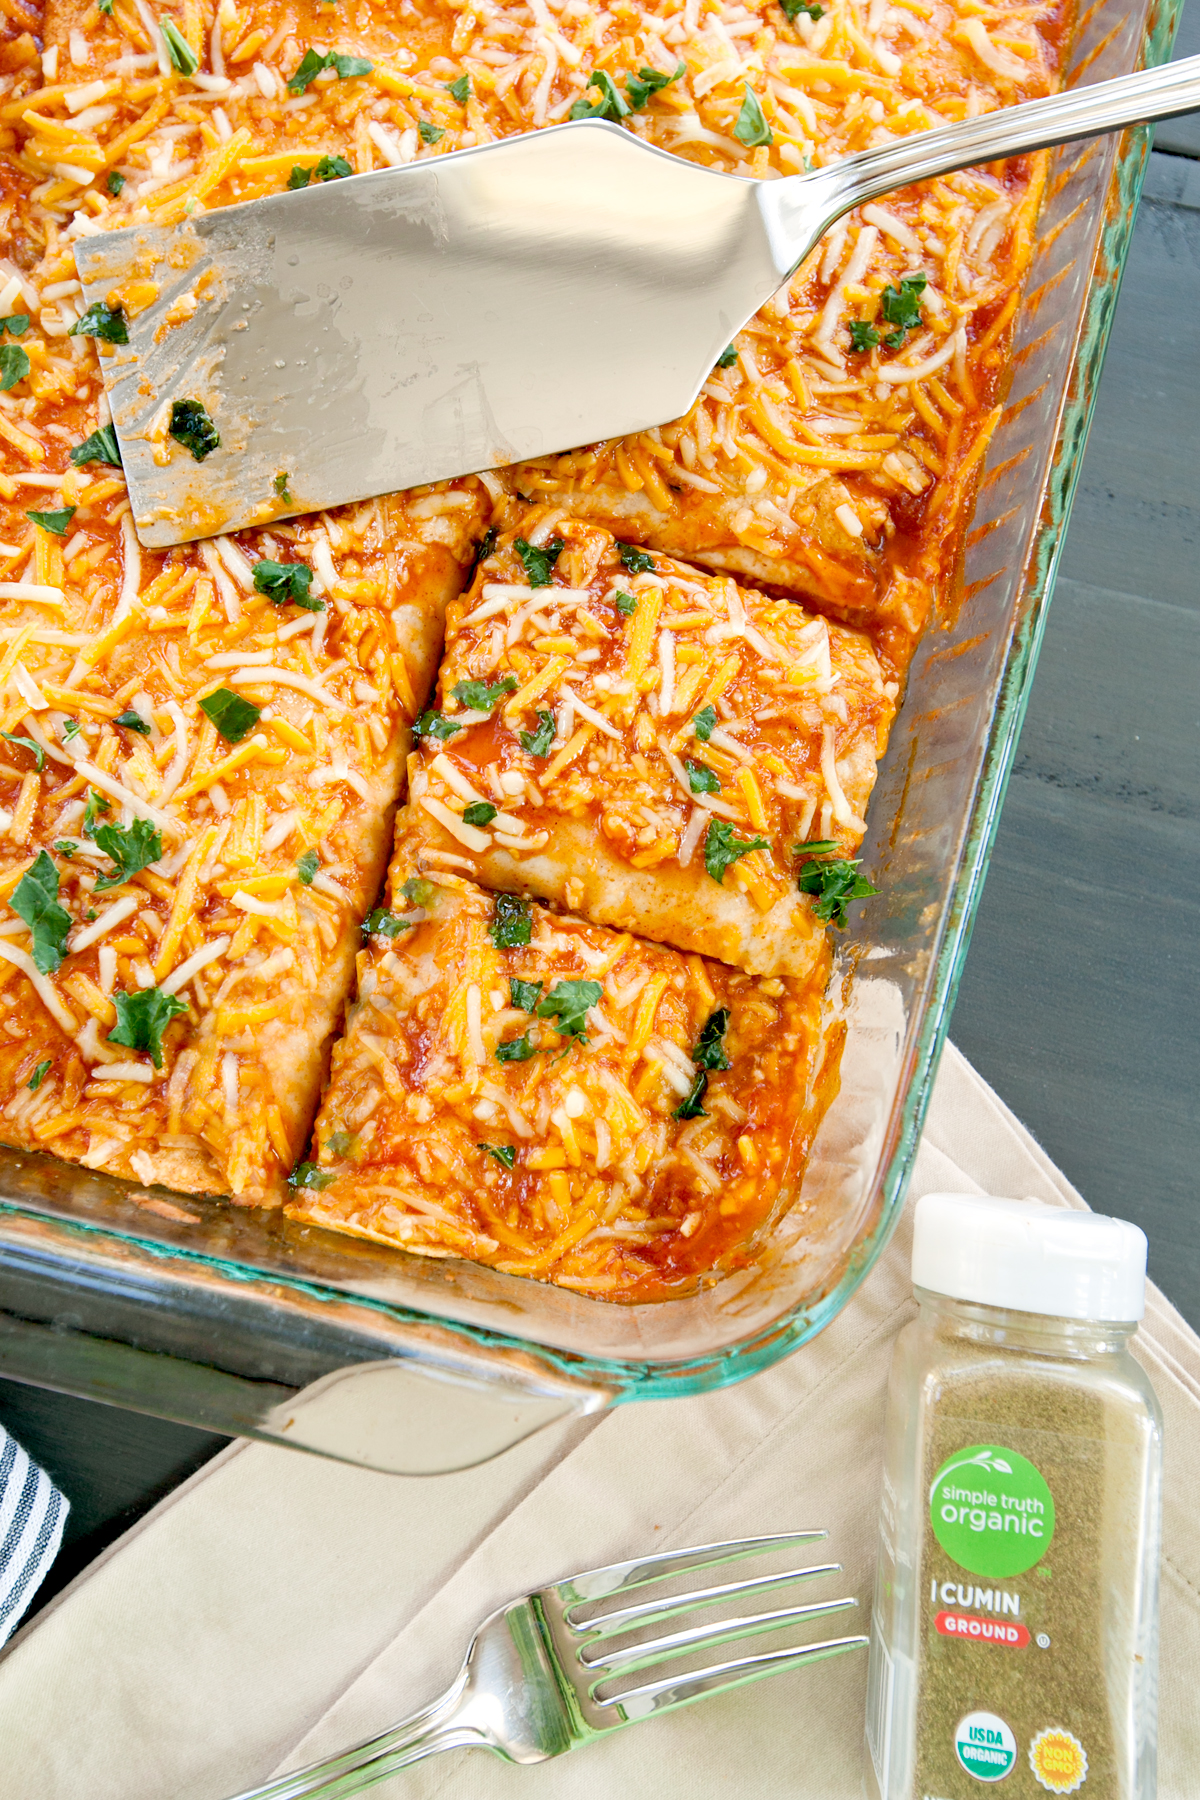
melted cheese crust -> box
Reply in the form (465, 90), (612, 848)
(289, 819), (838, 1297)
(408, 511), (895, 975)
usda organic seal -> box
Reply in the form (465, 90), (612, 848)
(954, 1711), (1018, 1782)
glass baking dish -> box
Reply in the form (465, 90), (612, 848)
(0, 0), (1180, 1474)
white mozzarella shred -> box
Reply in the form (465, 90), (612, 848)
(0, 941), (75, 1032)
(160, 935), (232, 996)
(69, 892), (141, 953)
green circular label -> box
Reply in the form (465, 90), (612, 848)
(930, 1444), (1055, 1577)
(955, 1711), (1017, 1782)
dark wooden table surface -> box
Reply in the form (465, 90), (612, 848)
(2, 44), (1198, 1623)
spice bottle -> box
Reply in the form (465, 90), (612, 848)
(865, 1194), (1162, 1800)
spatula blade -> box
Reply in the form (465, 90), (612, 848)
(73, 121), (783, 548)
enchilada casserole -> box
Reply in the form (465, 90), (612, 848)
(0, 0), (1068, 1282)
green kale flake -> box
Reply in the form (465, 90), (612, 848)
(733, 83), (772, 148)
(114, 709), (150, 733)
(685, 759), (720, 795)
(26, 506), (75, 536)
(288, 1161), (335, 1191)
(509, 977), (543, 1012)
(479, 1142), (516, 1169)
(199, 687), (261, 744)
(519, 710), (556, 757)
(160, 17), (199, 74)
(624, 61), (684, 109)
(703, 818), (770, 884)
(1, 731), (44, 770)
(27, 1059), (51, 1093)
(412, 709), (464, 743)
(70, 301), (128, 344)
(515, 535), (564, 588)
(795, 839), (879, 928)
(92, 817), (162, 892)
(452, 674), (517, 712)
(536, 977), (602, 1042)
(0, 345), (28, 392)
(70, 424), (122, 467)
(692, 703), (717, 741)
(169, 398), (220, 461)
(489, 891), (532, 948)
(297, 849), (319, 885)
(569, 69), (629, 121)
(252, 558), (321, 609)
(462, 801), (498, 827)
(617, 541), (654, 574)
(11, 851), (71, 975)
(614, 590), (637, 616)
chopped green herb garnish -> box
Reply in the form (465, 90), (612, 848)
(673, 1073), (708, 1121)
(515, 535), (564, 588)
(60, 717), (81, 742)
(288, 1160), (335, 1191)
(297, 848), (319, 885)
(26, 506), (75, 536)
(412, 709), (463, 743)
(273, 471), (293, 503)
(703, 819), (770, 884)
(465, 525), (497, 585)
(495, 1030), (537, 1063)
(614, 590), (638, 616)
(672, 1011), (731, 1119)
(92, 817), (162, 892)
(480, 1142), (515, 1169)
(53, 841), (75, 858)
(252, 558), (321, 610)
(536, 977), (602, 1043)
(447, 74), (470, 104)
(108, 986), (189, 1068)
(462, 801), (497, 827)
(363, 907), (414, 937)
(1, 314), (28, 336)
(693, 1006), (732, 1071)
(70, 301), (128, 344)
(27, 1059), (51, 1093)
(795, 839), (879, 927)
(520, 710), (556, 757)
(418, 120), (444, 144)
(1, 731), (44, 770)
(288, 165), (311, 189)
(0, 345), (28, 391)
(160, 17), (200, 75)
(313, 154), (352, 181)
(733, 82), (772, 148)
(780, 0), (824, 18)
(624, 61), (684, 109)
(115, 709), (150, 733)
(569, 69), (630, 121)
(199, 687), (260, 744)
(107, 169), (125, 195)
(82, 789), (110, 837)
(70, 424), (122, 467)
(617, 542), (655, 574)
(879, 273), (927, 348)
(692, 704), (717, 741)
(489, 892), (532, 948)
(325, 1130), (353, 1156)
(849, 320), (880, 353)
(685, 759), (720, 795)
(452, 675), (517, 713)
(401, 876), (434, 907)
(12, 851), (71, 976)
(510, 977), (543, 1012)
(716, 344), (738, 369)
(169, 397), (220, 461)
(287, 47), (373, 93)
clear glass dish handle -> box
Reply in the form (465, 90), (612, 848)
(766, 52), (1200, 261)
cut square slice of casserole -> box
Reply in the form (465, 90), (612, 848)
(404, 513), (895, 978)
(287, 824), (838, 1298)
(0, 186), (489, 1203)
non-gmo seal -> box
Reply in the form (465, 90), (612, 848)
(954, 1711), (1018, 1782)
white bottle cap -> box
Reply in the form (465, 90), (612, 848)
(912, 1194), (1147, 1322)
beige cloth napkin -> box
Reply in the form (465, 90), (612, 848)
(2, 1042), (1198, 1799)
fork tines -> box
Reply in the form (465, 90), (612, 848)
(541, 1531), (868, 1729)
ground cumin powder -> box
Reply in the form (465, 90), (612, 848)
(865, 1197), (1162, 1800)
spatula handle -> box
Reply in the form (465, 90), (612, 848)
(772, 51), (1200, 266)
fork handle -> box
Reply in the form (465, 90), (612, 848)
(223, 1673), (483, 1800)
(765, 52), (1200, 265)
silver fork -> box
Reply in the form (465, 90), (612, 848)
(226, 1531), (867, 1798)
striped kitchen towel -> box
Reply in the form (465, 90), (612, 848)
(0, 1424), (67, 1647)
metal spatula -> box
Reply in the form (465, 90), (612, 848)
(75, 54), (1200, 549)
